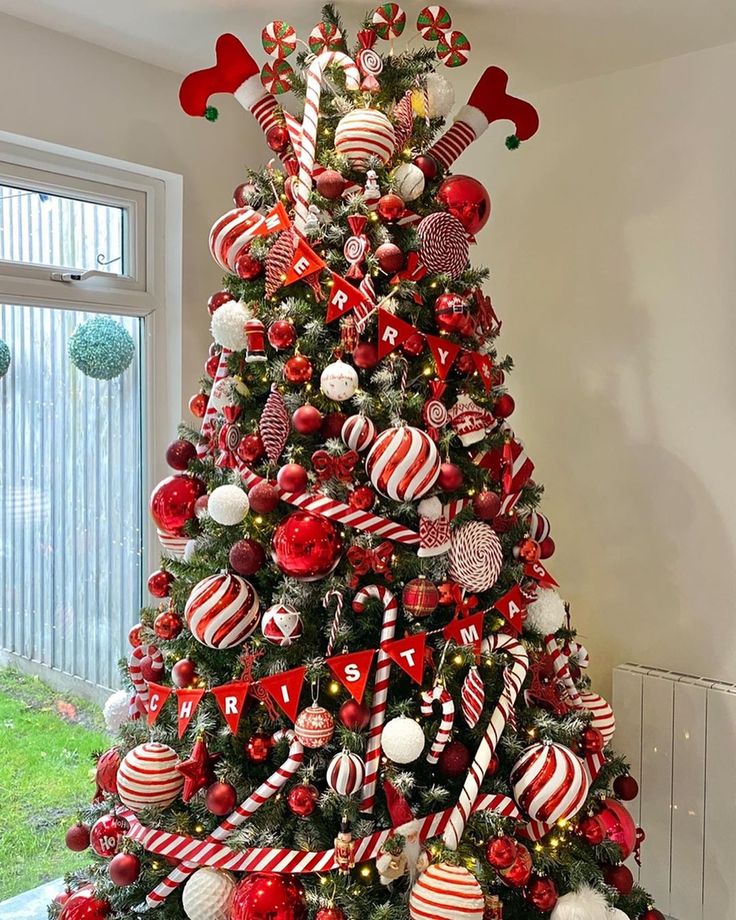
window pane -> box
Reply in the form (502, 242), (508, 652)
(0, 304), (144, 691)
(0, 185), (125, 274)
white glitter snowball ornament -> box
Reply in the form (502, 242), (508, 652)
(207, 484), (249, 526)
(525, 588), (567, 636)
(550, 885), (609, 920)
(381, 715), (425, 763)
(182, 868), (236, 920)
(392, 162), (425, 202)
(103, 689), (131, 733)
(210, 299), (249, 351)
(425, 72), (456, 117)
(320, 359), (359, 402)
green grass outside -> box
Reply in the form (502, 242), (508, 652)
(0, 668), (109, 901)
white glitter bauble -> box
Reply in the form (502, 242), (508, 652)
(103, 689), (131, 733)
(524, 588), (567, 636)
(392, 162), (426, 202)
(210, 300), (249, 351)
(182, 868), (236, 920)
(417, 495), (443, 521)
(550, 886), (609, 920)
(320, 359), (359, 402)
(207, 484), (249, 526)
(425, 72), (456, 117)
(381, 716), (425, 764)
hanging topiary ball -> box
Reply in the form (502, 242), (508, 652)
(68, 317), (135, 380)
(0, 339), (10, 378)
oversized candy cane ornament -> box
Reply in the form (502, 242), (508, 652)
(420, 685), (455, 765)
(351, 584), (399, 812)
(145, 729), (303, 907)
(127, 644), (163, 711)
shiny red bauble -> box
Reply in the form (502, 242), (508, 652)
(154, 610), (183, 640)
(402, 332), (425, 357)
(434, 292), (469, 334)
(188, 393), (208, 418)
(603, 863), (634, 896)
(233, 182), (258, 207)
(352, 341), (379, 369)
(485, 835), (517, 870)
(591, 799), (638, 860)
(413, 154), (438, 180)
(272, 511), (343, 580)
(90, 814), (129, 857)
(613, 774), (640, 801)
(315, 169), (346, 200)
(245, 732), (274, 763)
(494, 393), (515, 418)
(315, 909), (347, 920)
(171, 658), (197, 688)
(640, 911), (667, 920)
(377, 193), (405, 222)
(108, 852), (141, 887)
(284, 354), (313, 383)
(473, 490), (501, 521)
(375, 242), (405, 274)
(248, 481), (280, 514)
(498, 842), (532, 888)
(268, 319), (297, 350)
(205, 353), (220, 378)
(128, 624), (142, 647)
(437, 740), (472, 778)
(527, 876), (558, 912)
(229, 538), (266, 576)
(266, 125), (289, 152)
(166, 439), (197, 471)
(95, 748), (120, 796)
(231, 873), (307, 920)
(438, 462), (464, 491)
(238, 433), (266, 464)
(292, 404), (323, 434)
(437, 174), (491, 235)
(208, 290), (234, 315)
(277, 463), (308, 493)
(59, 892), (111, 920)
(287, 783), (319, 818)
(205, 781), (238, 815)
(321, 411), (347, 439)
(348, 485), (376, 511)
(539, 537), (556, 559)
(65, 823), (90, 852)
(235, 248), (263, 280)
(579, 726), (605, 755)
(577, 814), (605, 846)
(148, 569), (174, 598)
(339, 699), (371, 731)
(150, 475), (206, 535)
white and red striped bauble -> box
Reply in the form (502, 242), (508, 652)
(208, 207), (264, 274)
(524, 510), (551, 543)
(579, 692), (616, 744)
(365, 426), (441, 501)
(157, 529), (188, 560)
(341, 414), (376, 452)
(260, 602), (303, 647)
(335, 109), (397, 170)
(295, 704), (335, 749)
(510, 742), (589, 824)
(460, 666), (485, 729)
(326, 750), (365, 796)
(184, 573), (260, 649)
(117, 742), (183, 813)
(409, 863), (485, 920)
(448, 520), (503, 593)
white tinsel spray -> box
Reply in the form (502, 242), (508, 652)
(103, 689), (131, 733)
(210, 300), (250, 351)
(525, 587), (567, 635)
(550, 885), (610, 920)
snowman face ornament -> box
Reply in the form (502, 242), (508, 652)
(320, 359), (359, 402)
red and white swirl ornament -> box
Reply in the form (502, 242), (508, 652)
(417, 211), (469, 279)
(335, 108), (397, 171)
(422, 378), (448, 440)
(420, 685), (455, 765)
(448, 521), (503, 593)
(372, 3), (407, 39)
(260, 60), (294, 95)
(510, 741), (589, 824)
(343, 214), (370, 279)
(461, 666), (485, 729)
(579, 692), (616, 744)
(326, 750), (366, 796)
(117, 742), (184, 813)
(523, 510), (551, 542)
(209, 207), (265, 274)
(416, 5), (452, 41)
(356, 29), (383, 93)
(365, 425), (441, 501)
(308, 21), (344, 55)
(342, 414), (376, 452)
(184, 573), (260, 649)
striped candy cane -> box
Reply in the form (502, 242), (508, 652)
(443, 633), (529, 850)
(324, 589), (345, 657)
(352, 585), (399, 812)
(544, 634), (582, 707)
(145, 729), (303, 907)
(127, 644), (163, 711)
(198, 347), (232, 458)
(420, 685), (455, 765)
(294, 51), (360, 232)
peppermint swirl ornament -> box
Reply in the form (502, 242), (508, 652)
(417, 211), (469, 279)
(523, 510), (551, 542)
(341, 414), (376, 452)
(260, 60), (294, 95)
(308, 21), (344, 54)
(416, 5), (452, 41)
(261, 21), (297, 58)
(510, 741), (589, 824)
(185, 573), (260, 649)
(422, 398), (448, 431)
(365, 425), (441, 501)
(326, 750), (366, 796)
(437, 30), (471, 67)
(448, 520), (503, 592)
(372, 4), (407, 39)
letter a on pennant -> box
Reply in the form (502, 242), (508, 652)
(383, 633), (427, 685)
(211, 681), (250, 734)
(146, 682), (172, 727)
(260, 666), (307, 723)
(326, 650), (376, 703)
(493, 585), (526, 635)
(378, 308), (417, 358)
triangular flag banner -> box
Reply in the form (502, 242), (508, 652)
(383, 633), (427, 685)
(146, 682), (172, 727)
(443, 611), (485, 658)
(326, 272), (367, 323)
(255, 200), (292, 237)
(472, 352), (494, 392)
(283, 236), (326, 286)
(426, 335), (461, 381)
(524, 561), (559, 588)
(326, 649), (376, 703)
(260, 666), (306, 723)
(377, 308), (417, 359)
(211, 681), (250, 735)
(493, 585), (526, 635)
(176, 688), (206, 738)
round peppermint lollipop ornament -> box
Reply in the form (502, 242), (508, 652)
(335, 109), (396, 170)
(365, 426), (441, 501)
(417, 211), (469, 279)
(185, 573), (260, 648)
(448, 521), (503, 593)
(117, 742), (184, 813)
(261, 602), (303, 647)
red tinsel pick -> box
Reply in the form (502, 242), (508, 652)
(524, 652), (570, 716)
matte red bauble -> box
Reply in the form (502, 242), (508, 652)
(603, 863), (634, 896)
(65, 823), (90, 852)
(613, 774), (640, 801)
(438, 462), (464, 491)
(235, 248), (263, 280)
(437, 740), (472, 778)
(171, 658), (197, 688)
(245, 732), (274, 763)
(339, 699), (371, 731)
(229, 538), (266, 576)
(321, 412), (347, 439)
(292, 404), (323, 434)
(248, 481), (280, 514)
(315, 909), (347, 920)
(579, 726), (605, 755)
(494, 393), (515, 418)
(128, 624), (142, 647)
(59, 893), (111, 920)
(231, 873), (307, 920)
(527, 876), (558, 912)
(434, 292), (469, 333)
(154, 610), (183, 640)
(189, 393), (207, 418)
(284, 354), (313, 384)
(473, 490), (501, 521)
(413, 154), (438, 180)
(315, 169), (346, 200)
(205, 353), (220, 378)
(287, 783), (319, 818)
(539, 537), (556, 559)
(166, 439), (197, 471)
(109, 852), (141, 887)
(266, 125), (289, 152)
(375, 242), (405, 274)
(641, 911), (667, 920)
(437, 174), (491, 235)
(268, 319), (297, 350)
(206, 781), (238, 815)
(402, 578), (440, 617)
(148, 569), (174, 598)
(485, 835), (517, 870)
(238, 433), (266, 464)
(208, 290), (234, 315)
(90, 814), (128, 857)
(277, 463), (309, 493)
(348, 485), (376, 511)
(233, 182), (258, 207)
(272, 512), (342, 580)
(402, 332), (425, 357)
(352, 341), (379, 369)
(498, 842), (533, 888)
(377, 193), (405, 222)
(150, 475), (206, 535)
(95, 748), (120, 796)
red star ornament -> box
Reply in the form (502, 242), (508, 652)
(524, 652), (570, 717)
(176, 736), (221, 803)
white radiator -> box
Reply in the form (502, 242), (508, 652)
(613, 664), (736, 920)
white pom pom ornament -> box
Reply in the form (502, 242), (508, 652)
(381, 716), (425, 764)
(207, 484), (249, 526)
(182, 868), (236, 920)
(550, 885), (610, 920)
(524, 588), (567, 635)
(103, 689), (131, 733)
(320, 359), (359, 402)
(392, 162), (426, 201)
(425, 72), (456, 117)
(210, 300), (249, 351)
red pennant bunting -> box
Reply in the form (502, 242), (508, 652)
(259, 666), (306, 723)
(524, 561), (559, 588)
(326, 649), (376, 703)
(326, 272), (367, 323)
(472, 352), (494, 392)
(377, 308), (417, 359)
(443, 610), (485, 657)
(176, 688), (206, 738)
(283, 237), (326, 286)
(426, 335), (461, 380)
(493, 585), (526, 634)
(255, 200), (292, 237)
(210, 681), (250, 735)
(383, 633), (427, 685)
(146, 682), (172, 727)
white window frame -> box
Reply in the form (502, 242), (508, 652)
(0, 131), (183, 572)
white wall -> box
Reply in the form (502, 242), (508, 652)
(465, 42), (736, 696)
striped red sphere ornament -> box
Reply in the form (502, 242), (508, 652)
(409, 863), (485, 920)
(334, 109), (397, 170)
(460, 666), (485, 728)
(184, 573), (260, 649)
(365, 425), (441, 501)
(341, 414), (376, 452)
(579, 692), (616, 744)
(117, 742), (183, 813)
(208, 207), (264, 274)
(510, 741), (589, 824)
(326, 750), (366, 796)
(523, 510), (551, 542)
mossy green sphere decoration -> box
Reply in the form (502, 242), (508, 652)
(68, 317), (135, 380)
(0, 339), (10, 378)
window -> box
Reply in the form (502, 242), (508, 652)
(0, 132), (182, 699)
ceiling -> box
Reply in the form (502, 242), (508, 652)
(2, 0), (736, 90)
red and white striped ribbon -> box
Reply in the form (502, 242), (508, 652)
(420, 685), (455, 765)
(198, 347), (232, 458)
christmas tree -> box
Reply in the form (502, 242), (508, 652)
(57, 6), (663, 920)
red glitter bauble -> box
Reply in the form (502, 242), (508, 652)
(109, 852), (141, 887)
(527, 876), (558, 912)
(498, 842), (532, 888)
(434, 292), (469, 334)
(166, 439), (197, 471)
(402, 332), (425, 357)
(485, 835), (517, 870)
(402, 578), (440, 618)
(231, 873), (307, 920)
(205, 781), (238, 815)
(235, 248), (263, 280)
(147, 569), (174, 598)
(245, 732), (274, 763)
(59, 892), (111, 920)
(377, 193), (405, 222)
(65, 823), (90, 852)
(238, 432), (266, 464)
(266, 125), (289, 152)
(315, 909), (347, 920)
(229, 538), (266, 576)
(348, 485), (376, 511)
(292, 404), (323, 434)
(438, 462), (463, 491)
(413, 154), (438, 180)
(375, 242), (405, 273)
(284, 354), (313, 383)
(579, 726), (605, 755)
(287, 783), (319, 818)
(150, 475), (206, 535)
(339, 699), (371, 731)
(233, 182), (258, 207)
(154, 610), (183, 640)
(315, 169), (346, 200)
(268, 319), (297, 351)
(352, 341), (379, 369)
(494, 393), (515, 418)
(272, 512), (343, 580)
(171, 658), (197, 688)
(437, 739), (472, 778)
(128, 624), (142, 647)
(277, 463), (308, 493)
(437, 174), (491, 235)
(95, 748), (120, 796)
(208, 290), (234, 315)
(456, 350), (476, 374)
(613, 774), (640, 801)
(473, 491), (501, 521)
(321, 411), (347, 440)
(248, 481), (280, 514)
(539, 537), (556, 559)
(603, 864), (634, 896)
(205, 353), (220, 378)
(189, 393), (208, 418)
